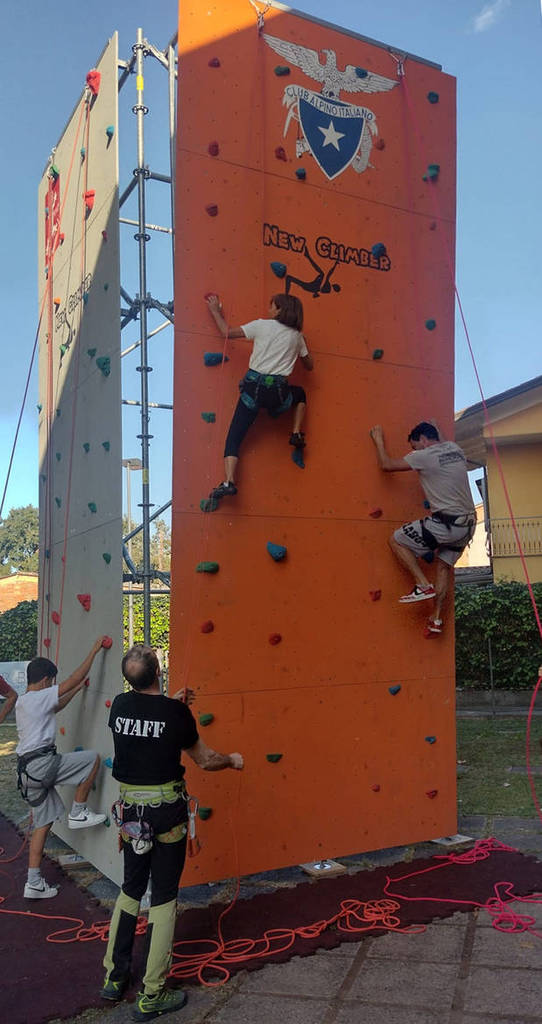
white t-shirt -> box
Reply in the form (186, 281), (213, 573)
(15, 684), (59, 755)
(403, 441), (475, 516)
(241, 319), (308, 377)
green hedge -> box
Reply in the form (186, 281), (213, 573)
(0, 600), (38, 660)
(455, 582), (542, 690)
(123, 595), (170, 649)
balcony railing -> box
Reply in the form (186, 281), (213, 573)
(490, 516), (542, 558)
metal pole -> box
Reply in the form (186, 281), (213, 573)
(133, 28), (152, 645)
(168, 43), (176, 274)
(127, 466), (134, 647)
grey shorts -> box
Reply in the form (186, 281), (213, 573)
(394, 515), (475, 567)
(24, 749), (97, 829)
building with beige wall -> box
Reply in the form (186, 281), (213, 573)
(0, 572), (38, 613)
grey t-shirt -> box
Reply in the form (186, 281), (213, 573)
(403, 441), (475, 516)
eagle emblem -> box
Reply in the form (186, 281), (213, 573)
(263, 33), (397, 180)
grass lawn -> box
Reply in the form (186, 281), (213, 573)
(456, 716), (539, 817)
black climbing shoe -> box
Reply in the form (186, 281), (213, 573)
(201, 481), (237, 512)
(289, 432), (306, 449)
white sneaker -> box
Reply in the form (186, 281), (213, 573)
(24, 878), (58, 899)
(68, 807), (107, 829)
(399, 584), (436, 603)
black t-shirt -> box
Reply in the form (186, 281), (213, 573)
(108, 690), (199, 785)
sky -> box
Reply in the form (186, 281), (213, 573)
(1, 0), (541, 521)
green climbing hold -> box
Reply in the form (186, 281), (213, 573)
(83, 443), (90, 453)
(102, 441), (110, 451)
(103, 552), (112, 564)
(87, 348), (97, 358)
(59, 344), (68, 357)
(274, 65), (290, 76)
(55, 497), (61, 508)
(425, 319), (436, 330)
(104, 283), (109, 291)
(55, 452), (61, 462)
(50, 164), (60, 179)
(80, 147), (86, 159)
(423, 163), (440, 182)
(201, 412), (216, 423)
(295, 167), (306, 180)
(104, 816), (111, 827)
(266, 753), (283, 763)
(196, 562), (220, 574)
(372, 349), (384, 360)
(88, 502), (97, 513)
(198, 807), (213, 820)
(37, 404), (42, 412)
(83, 292), (89, 305)
(427, 91), (439, 104)
(200, 496), (218, 512)
(96, 356), (111, 376)
(199, 713), (214, 727)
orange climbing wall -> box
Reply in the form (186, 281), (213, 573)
(172, 0), (457, 883)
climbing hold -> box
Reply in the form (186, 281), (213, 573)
(371, 243), (387, 258)
(201, 412), (216, 423)
(423, 164), (440, 182)
(266, 753), (283, 763)
(425, 736), (437, 744)
(105, 124), (115, 139)
(77, 594), (91, 612)
(55, 497), (62, 508)
(59, 727), (65, 736)
(59, 345), (68, 357)
(205, 204), (218, 217)
(429, 222), (437, 231)
(59, 233), (65, 244)
(369, 508), (383, 519)
(200, 496), (218, 512)
(84, 189), (96, 213)
(374, 138), (386, 150)
(388, 685), (401, 696)
(295, 167), (306, 180)
(104, 283), (109, 291)
(208, 57), (221, 67)
(37, 404), (42, 413)
(96, 356), (111, 376)
(84, 678), (90, 687)
(87, 348), (96, 358)
(50, 164), (60, 180)
(102, 552), (111, 564)
(83, 443), (90, 453)
(104, 756), (113, 768)
(426, 790), (438, 799)
(274, 65), (290, 76)
(369, 590), (382, 602)
(196, 561), (219, 574)
(102, 636), (113, 649)
(355, 67), (368, 78)
(201, 620), (214, 634)
(88, 502), (97, 513)
(372, 349), (384, 360)
(86, 69), (101, 95)
(269, 633), (282, 646)
(83, 292), (89, 305)
(423, 499), (431, 509)
(54, 296), (61, 308)
(43, 638), (51, 648)
(102, 230), (108, 241)
(52, 611), (60, 625)
(198, 807), (213, 820)
(75, 746), (84, 753)
(105, 699), (111, 708)
(425, 319), (436, 331)
(275, 146), (287, 161)
(102, 441), (110, 451)
(199, 713), (214, 727)
(80, 147), (86, 160)
(267, 542), (287, 562)
(291, 448), (305, 469)
(427, 91), (439, 104)
(270, 261), (287, 278)
(55, 452), (62, 462)
(104, 816), (111, 827)
(422, 551), (435, 564)
(204, 352), (228, 366)
(371, 784), (381, 792)
(45, 549), (50, 559)
(208, 141), (219, 156)
(40, 474), (46, 483)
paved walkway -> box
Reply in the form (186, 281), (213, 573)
(55, 813), (542, 1024)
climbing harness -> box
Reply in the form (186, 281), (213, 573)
(419, 512), (476, 554)
(17, 745), (61, 807)
(111, 780), (192, 855)
(239, 370), (293, 416)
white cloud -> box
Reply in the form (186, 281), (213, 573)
(472, 0), (510, 32)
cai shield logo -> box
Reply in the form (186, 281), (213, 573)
(263, 33), (397, 180)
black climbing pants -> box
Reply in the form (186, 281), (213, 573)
(224, 382), (306, 458)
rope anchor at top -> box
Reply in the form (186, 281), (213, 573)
(389, 50), (407, 78)
(248, 0), (271, 33)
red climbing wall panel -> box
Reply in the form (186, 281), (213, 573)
(172, 0), (457, 883)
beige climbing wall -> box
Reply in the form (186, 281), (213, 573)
(36, 35), (124, 882)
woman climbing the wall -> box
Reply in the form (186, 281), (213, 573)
(202, 292), (313, 511)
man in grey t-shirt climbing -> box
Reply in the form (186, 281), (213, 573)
(370, 420), (475, 637)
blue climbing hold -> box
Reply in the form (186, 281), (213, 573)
(201, 412), (216, 422)
(204, 352), (229, 367)
(104, 757), (113, 768)
(291, 448), (304, 469)
(96, 356), (111, 376)
(295, 167), (306, 180)
(355, 67), (368, 78)
(371, 243), (387, 258)
(427, 92), (439, 104)
(267, 542), (287, 562)
(422, 551), (435, 564)
(423, 500), (431, 509)
(102, 441), (110, 452)
(274, 65), (290, 76)
(270, 261), (287, 279)
(425, 319), (436, 331)
(388, 685), (401, 696)
(425, 736), (437, 744)
(74, 745), (83, 752)
(83, 443), (90, 453)
(106, 124), (115, 138)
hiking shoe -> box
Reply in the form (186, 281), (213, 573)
(23, 878), (58, 899)
(101, 975), (130, 1002)
(399, 584), (436, 604)
(289, 432), (306, 449)
(201, 481), (237, 512)
(424, 618), (443, 639)
(132, 988), (187, 1021)
(68, 807), (107, 829)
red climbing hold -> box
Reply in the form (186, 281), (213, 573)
(84, 189), (96, 213)
(205, 204), (218, 217)
(369, 507), (383, 518)
(102, 229), (108, 241)
(84, 678), (90, 687)
(208, 57), (221, 68)
(201, 620), (214, 634)
(77, 594), (91, 612)
(86, 69), (101, 96)
(102, 636), (113, 649)
(275, 146), (287, 161)
(60, 727), (65, 735)
(44, 638), (51, 648)
(52, 611), (61, 625)
(269, 633), (282, 646)
(369, 590), (382, 602)
(208, 141), (219, 156)
(374, 138), (386, 150)
(426, 790), (438, 799)
(105, 699), (111, 708)
(59, 233), (65, 244)
(371, 784), (381, 792)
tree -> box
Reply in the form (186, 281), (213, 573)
(0, 506), (39, 573)
(122, 517), (171, 573)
